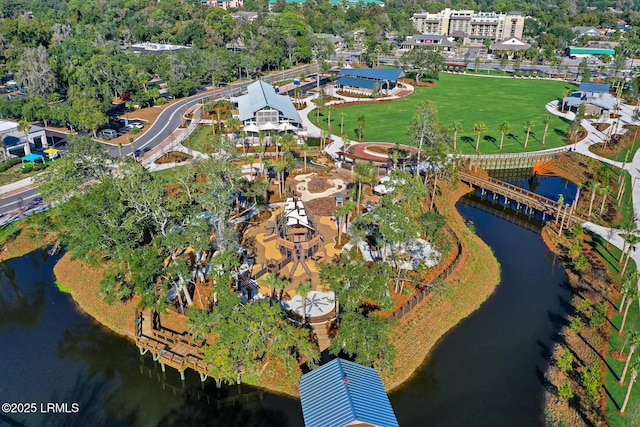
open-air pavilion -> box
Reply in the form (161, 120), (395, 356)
(334, 67), (403, 96)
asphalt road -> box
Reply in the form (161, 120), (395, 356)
(0, 64), (319, 219)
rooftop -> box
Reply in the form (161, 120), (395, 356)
(299, 358), (399, 427)
(338, 67), (403, 82)
(232, 80), (302, 124)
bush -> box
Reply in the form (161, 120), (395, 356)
(0, 157), (22, 172)
(573, 254), (590, 273)
(557, 349), (574, 373)
(570, 317), (583, 334)
(581, 366), (601, 404)
(558, 381), (574, 402)
(589, 302), (606, 328)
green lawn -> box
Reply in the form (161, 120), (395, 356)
(585, 233), (640, 425)
(183, 124), (217, 154)
(314, 74), (577, 155)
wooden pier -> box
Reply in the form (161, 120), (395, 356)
(135, 310), (223, 385)
(459, 147), (568, 170)
(458, 171), (583, 224)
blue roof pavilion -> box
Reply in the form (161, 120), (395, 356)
(299, 358), (399, 427)
(335, 68), (403, 94)
(579, 83), (610, 93)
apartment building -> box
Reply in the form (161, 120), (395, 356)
(411, 9), (525, 45)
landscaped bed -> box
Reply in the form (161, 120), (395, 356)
(154, 151), (191, 164)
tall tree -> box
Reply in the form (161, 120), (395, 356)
(620, 358), (640, 414)
(448, 122), (463, 151)
(473, 122), (488, 151)
(523, 120), (535, 148)
(297, 281), (312, 324)
(497, 122), (510, 151)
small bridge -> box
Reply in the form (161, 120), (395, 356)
(458, 171), (581, 223)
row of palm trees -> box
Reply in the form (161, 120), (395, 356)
(448, 116), (554, 152)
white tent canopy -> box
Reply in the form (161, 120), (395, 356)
(243, 123), (260, 133)
(282, 291), (336, 318)
(259, 121), (280, 131)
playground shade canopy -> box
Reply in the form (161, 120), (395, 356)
(299, 358), (399, 427)
(22, 153), (43, 162)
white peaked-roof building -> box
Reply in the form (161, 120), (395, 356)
(231, 80), (303, 131)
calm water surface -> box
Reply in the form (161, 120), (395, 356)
(0, 175), (575, 426)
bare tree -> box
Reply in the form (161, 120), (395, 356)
(16, 46), (56, 98)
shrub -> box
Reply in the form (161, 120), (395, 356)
(557, 349), (574, 373)
(581, 366), (601, 404)
(589, 302), (606, 329)
(573, 254), (590, 273)
(570, 317), (583, 334)
(0, 157), (22, 172)
(558, 380), (574, 402)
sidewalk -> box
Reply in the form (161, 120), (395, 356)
(0, 177), (35, 197)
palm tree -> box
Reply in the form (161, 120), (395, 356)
(298, 280), (312, 324)
(588, 181), (601, 218)
(542, 116), (553, 145)
(326, 105), (334, 132)
(619, 218), (639, 263)
(618, 273), (637, 313)
(523, 120), (535, 148)
(598, 185), (611, 216)
(300, 143), (309, 172)
(619, 288), (639, 334)
(17, 119), (32, 155)
(473, 122), (488, 151)
(619, 340), (638, 385)
(555, 194), (565, 226)
(622, 233), (640, 275)
(448, 122), (463, 151)
(334, 201), (356, 247)
(353, 162), (374, 207)
(497, 122), (510, 151)
(561, 89), (572, 111)
(620, 358), (640, 414)
(356, 114), (366, 141)
(255, 145), (266, 175)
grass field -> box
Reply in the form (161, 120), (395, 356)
(314, 74), (578, 155)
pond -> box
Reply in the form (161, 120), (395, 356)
(0, 175), (577, 426)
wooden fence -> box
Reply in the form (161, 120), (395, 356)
(389, 224), (464, 320)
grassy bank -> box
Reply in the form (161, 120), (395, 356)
(382, 181), (501, 390)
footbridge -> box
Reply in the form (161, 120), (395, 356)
(458, 171), (582, 224)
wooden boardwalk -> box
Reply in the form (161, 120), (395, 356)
(458, 171), (583, 224)
(135, 310), (218, 384)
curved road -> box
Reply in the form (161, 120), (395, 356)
(0, 65), (319, 218)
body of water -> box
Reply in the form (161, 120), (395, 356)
(0, 175), (576, 426)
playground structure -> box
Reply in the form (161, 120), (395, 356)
(266, 196), (325, 278)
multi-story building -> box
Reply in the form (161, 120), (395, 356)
(200, 0), (244, 10)
(411, 9), (525, 45)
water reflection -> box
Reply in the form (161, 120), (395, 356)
(390, 194), (571, 427)
(0, 250), (302, 427)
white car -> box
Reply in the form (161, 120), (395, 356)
(128, 122), (144, 129)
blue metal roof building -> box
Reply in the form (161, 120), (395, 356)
(299, 358), (399, 427)
(335, 68), (403, 94)
(579, 83), (610, 93)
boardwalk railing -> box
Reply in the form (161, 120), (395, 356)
(459, 147), (568, 170)
(458, 171), (565, 218)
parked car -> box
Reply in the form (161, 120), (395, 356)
(99, 129), (118, 139)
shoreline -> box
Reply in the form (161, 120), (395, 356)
(2, 183), (501, 397)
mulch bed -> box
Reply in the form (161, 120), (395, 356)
(155, 151), (191, 164)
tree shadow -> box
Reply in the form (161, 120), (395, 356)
(483, 135), (498, 149)
(461, 135), (475, 150)
(508, 133), (524, 147)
